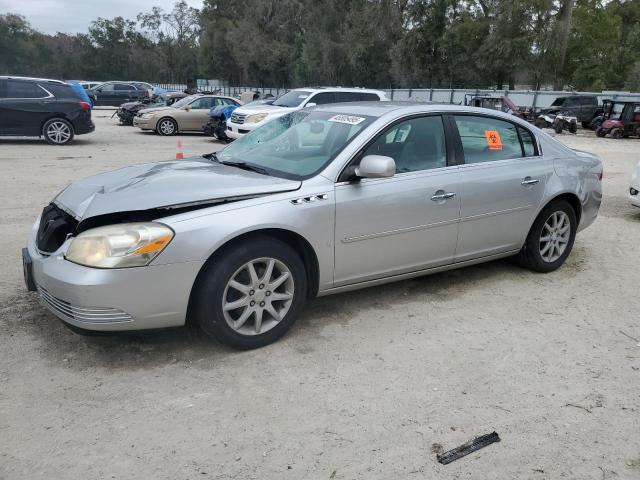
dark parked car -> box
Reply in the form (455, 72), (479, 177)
(116, 91), (188, 125)
(87, 81), (150, 106)
(0, 76), (94, 145)
(539, 95), (601, 128)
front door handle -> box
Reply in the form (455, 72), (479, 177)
(431, 191), (456, 201)
(521, 177), (540, 186)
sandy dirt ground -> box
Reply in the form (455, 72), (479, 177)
(0, 112), (639, 480)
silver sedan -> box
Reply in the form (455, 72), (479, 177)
(24, 103), (603, 349)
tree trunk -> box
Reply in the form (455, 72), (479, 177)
(553, 0), (575, 90)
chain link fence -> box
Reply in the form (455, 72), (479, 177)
(150, 83), (640, 109)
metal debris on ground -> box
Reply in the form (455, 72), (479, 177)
(436, 431), (501, 465)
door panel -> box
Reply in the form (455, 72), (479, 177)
(455, 158), (551, 261)
(0, 80), (51, 135)
(452, 115), (550, 261)
(181, 97), (213, 130)
(334, 169), (460, 286)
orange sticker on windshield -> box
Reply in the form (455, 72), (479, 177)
(485, 130), (503, 150)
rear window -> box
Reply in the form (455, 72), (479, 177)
(335, 92), (380, 102)
(47, 83), (78, 99)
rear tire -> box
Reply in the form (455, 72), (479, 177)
(43, 118), (74, 145)
(568, 122), (577, 134)
(554, 121), (563, 134)
(611, 129), (624, 139)
(516, 199), (577, 273)
(191, 236), (307, 349)
(156, 117), (177, 136)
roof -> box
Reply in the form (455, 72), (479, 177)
(291, 86), (386, 94)
(313, 101), (536, 126)
(0, 76), (66, 85)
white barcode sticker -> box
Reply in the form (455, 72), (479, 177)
(328, 115), (366, 125)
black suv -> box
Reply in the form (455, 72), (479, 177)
(87, 81), (151, 106)
(540, 95), (601, 128)
(0, 76), (94, 145)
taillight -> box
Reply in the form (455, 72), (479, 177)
(79, 101), (90, 110)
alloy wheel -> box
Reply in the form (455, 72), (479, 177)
(159, 119), (175, 135)
(539, 211), (571, 263)
(46, 121), (72, 144)
(222, 257), (295, 336)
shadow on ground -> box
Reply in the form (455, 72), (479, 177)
(4, 259), (522, 371)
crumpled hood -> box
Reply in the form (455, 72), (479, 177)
(54, 157), (301, 220)
(120, 101), (144, 111)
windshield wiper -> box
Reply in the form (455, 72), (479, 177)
(220, 160), (270, 176)
(202, 151), (219, 161)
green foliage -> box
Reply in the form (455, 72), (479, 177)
(1, 0), (639, 90)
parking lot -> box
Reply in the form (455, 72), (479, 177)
(1, 111), (639, 479)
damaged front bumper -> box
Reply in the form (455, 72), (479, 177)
(25, 217), (203, 331)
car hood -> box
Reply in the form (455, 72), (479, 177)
(54, 158), (301, 220)
(138, 106), (176, 115)
(233, 104), (298, 116)
(120, 101), (144, 111)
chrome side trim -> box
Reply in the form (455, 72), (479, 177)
(342, 218), (459, 244)
(461, 205), (532, 222)
(291, 193), (329, 205)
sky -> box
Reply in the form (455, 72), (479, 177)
(0, 0), (203, 34)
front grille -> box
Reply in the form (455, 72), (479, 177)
(230, 112), (247, 124)
(38, 287), (133, 324)
(36, 203), (78, 253)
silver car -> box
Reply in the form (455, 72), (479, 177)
(23, 103), (602, 349)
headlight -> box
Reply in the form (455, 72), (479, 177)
(140, 113), (153, 119)
(245, 113), (268, 124)
(65, 222), (174, 268)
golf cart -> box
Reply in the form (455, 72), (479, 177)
(464, 94), (525, 118)
(595, 101), (640, 139)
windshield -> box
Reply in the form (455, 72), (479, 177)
(272, 90), (312, 108)
(611, 103), (625, 120)
(217, 110), (374, 180)
(171, 95), (197, 108)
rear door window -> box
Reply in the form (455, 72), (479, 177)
(454, 115), (524, 163)
(5, 80), (48, 99)
(308, 92), (336, 105)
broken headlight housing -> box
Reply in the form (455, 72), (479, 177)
(65, 222), (174, 268)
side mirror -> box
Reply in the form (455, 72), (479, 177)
(184, 105), (191, 111)
(305, 102), (317, 108)
(355, 155), (395, 179)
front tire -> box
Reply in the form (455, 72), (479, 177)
(516, 199), (577, 273)
(595, 127), (607, 137)
(156, 117), (177, 136)
(191, 236), (307, 349)
(43, 118), (74, 145)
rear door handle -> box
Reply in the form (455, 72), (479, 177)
(431, 191), (456, 201)
(521, 177), (540, 186)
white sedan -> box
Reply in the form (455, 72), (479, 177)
(631, 160), (640, 208)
